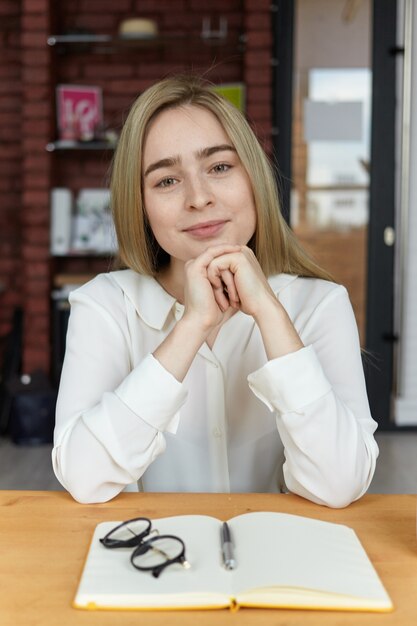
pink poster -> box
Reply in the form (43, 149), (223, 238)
(56, 85), (103, 142)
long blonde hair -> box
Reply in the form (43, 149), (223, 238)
(111, 74), (331, 281)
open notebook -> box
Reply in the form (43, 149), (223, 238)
(74, 511), (393, 612)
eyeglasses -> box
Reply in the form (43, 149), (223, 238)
(99, 517), (190, 578)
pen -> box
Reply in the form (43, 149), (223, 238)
(221, 522), (236, 570)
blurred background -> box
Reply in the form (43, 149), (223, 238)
(0, 0), (416, 492)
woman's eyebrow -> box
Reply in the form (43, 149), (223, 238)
(196, 144), (236, 159)
(143, 144), (236, 178)
(144, 156), (180, 178)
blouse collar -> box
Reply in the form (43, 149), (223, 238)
(110, 269), (298, 331)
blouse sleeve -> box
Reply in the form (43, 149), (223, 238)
(247, 285), (378, 508)
(52, 287), (187, 504)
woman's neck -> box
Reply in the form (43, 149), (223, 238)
(156, 262), (185, 303)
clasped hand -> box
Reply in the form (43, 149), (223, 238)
(183, 244), (278, 332)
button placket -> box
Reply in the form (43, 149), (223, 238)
(205, 355), (230, 492)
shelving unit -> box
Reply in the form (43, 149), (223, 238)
(45, 8), (245, 379)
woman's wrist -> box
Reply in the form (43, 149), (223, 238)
(153, 315), (209, 382)
(253, 295), (304, 360)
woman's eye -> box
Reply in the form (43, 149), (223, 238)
(211, 163), (230, 174)
(157, 177), (177, 188)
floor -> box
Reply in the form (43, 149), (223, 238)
(0, 431), (416, 493)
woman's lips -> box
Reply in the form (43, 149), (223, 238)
(183, 220), (228, 238)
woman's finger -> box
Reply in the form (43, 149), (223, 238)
(219, 269), (240, 307)
(193, 244), (241, 272)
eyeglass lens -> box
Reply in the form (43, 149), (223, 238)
(100, 517), (152, 548)
(131, 536), (184, 569)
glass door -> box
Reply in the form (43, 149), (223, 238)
(291, 0), (372, 345)
(272, 0), (397, 426)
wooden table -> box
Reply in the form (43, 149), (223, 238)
(0, 491), (416, 625)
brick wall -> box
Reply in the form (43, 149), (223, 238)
(20, 0), (53, 373)
(0, 1), (23, 343)
(0, 0), (273, 377)
(244, 0), (273, 153)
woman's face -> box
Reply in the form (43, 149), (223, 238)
(142, 104), (257, 271)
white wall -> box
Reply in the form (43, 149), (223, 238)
(295, 0), (371, 69)
(394, 0), (417, 425)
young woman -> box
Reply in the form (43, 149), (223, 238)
(52, 75), (378, 506)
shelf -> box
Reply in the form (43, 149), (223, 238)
(47, 32), (245, 54)
(52, 252), (115, 258)
(46, 140), (116, 152)
(48, 34), (114, 45)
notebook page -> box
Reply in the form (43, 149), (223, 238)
(75, 515), (233, 609)
(229, 512), (391, 607)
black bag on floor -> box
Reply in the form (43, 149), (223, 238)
(8, 371), (57, 445)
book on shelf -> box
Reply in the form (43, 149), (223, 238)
(74, 511), (393, 613)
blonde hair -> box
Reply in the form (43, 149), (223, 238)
(111, 74), (331, 281)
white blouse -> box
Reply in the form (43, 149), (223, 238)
(52, 269), (378, 507)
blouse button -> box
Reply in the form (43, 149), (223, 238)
(212, 427), (222, 438)
(173, 303), (184, 320)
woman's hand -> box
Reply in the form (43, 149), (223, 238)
(206, 245), (278, 319)
(206, 245), (304, 359)
(182, 243), (242, 331)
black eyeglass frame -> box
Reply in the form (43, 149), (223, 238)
(131, 534), (187, 579)
(99, 517), (188, 578)
(99, 516), (152, 549)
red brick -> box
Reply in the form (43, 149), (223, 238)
(0, 177), (13, 192)
(23, 101), (51, 119)
(84, 64), (134, 80)
(189, 0), (239, 10)
(78, 0), (133, 13)
(22, 244), (50, 261)
(22, 118), (51, 137)
(246, 30), (272, 48)
(22, 0), (49, 14)
(23, 349), (50, 374)
(0, 126), (20, 142)
(245, 13), (271, 30)
(247, 86), (271, 103)
(245, 50), (271, 68)
(24, 262), (50, 280)
(21, 13), (49, 32)
(244, 67), (271, 85)
(21, 32), (48, 48)
(246, 102), (271, 119)
(0, 1), (20, 15)
(23, 154), (50, 172)
(22, 86), (50, 101)
(23, 227), (50, 246)
(0, 80), (22, 95)
(22, 190), (49, 208)
(73, 14), (118, 32)
(245, 0), (271, 10)
(0, 65), (20, 79)
(20, 207), (49, 226)
(22, 136), (48, 153)
(0, 145), (21, 160)
(0, 193), (21, 211)
(24, 174), (51, 190)
(21, 49), (50, 66)
(0, 258), (20, 274)
(0, 96), (22, 112)
(25, 329), (50, 348)
(25, 314), (50, 332)
(22, 67), (49, 84)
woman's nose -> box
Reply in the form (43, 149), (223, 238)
(185, 175), (214, 210)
